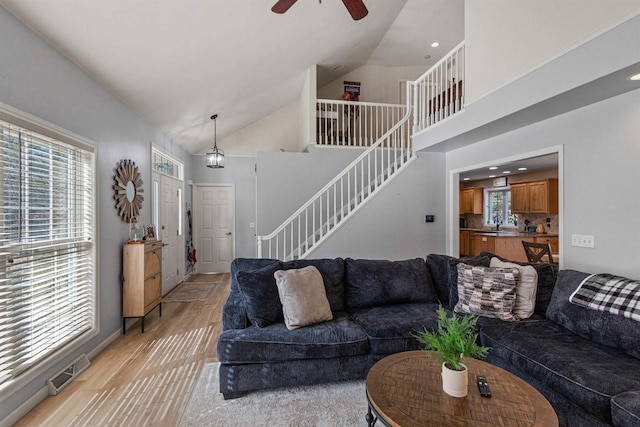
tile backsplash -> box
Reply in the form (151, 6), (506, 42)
(462, 214), (559, 234)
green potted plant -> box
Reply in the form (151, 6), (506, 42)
(414, 306), (489, 397)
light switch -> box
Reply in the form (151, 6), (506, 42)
(571, 234), (594, 248)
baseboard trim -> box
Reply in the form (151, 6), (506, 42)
(1, 328), (122, 427)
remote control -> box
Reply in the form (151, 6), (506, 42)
(477, 375), (491, 398)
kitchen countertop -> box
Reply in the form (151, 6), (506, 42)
(461, 229), (558, 238)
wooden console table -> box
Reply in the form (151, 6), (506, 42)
(122, 240), (162, 333)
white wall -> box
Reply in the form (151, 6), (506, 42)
(256, 146), (364, 236)
(189, 155), (257, 259)
(213, 101), (302, 155)
(311, 152), (447, 260)
(447, 89), (640, 278)
(0, 6), (190, 423)
(318, 64), (428, 104)
(465, 0), (640, 103)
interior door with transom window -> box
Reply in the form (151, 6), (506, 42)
(151, 147), (185, 295)
(193, 184), (235, 273)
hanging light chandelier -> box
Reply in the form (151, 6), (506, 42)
(206, 114), (224, 169)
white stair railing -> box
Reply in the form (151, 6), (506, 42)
(316, 100), (406, 147)
(412, 41), (465, 134)
(257, 89), (414, 260)
(256, 42), (466, 260)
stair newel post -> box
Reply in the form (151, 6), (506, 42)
(256, 236), (263, 258)
(412, 81), (419, 134)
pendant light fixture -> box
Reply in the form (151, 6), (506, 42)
(206, 114), (224, 168)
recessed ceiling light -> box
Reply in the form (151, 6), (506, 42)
(518, 167), (527, 171)
(431, 42), (439, 48)
(503, 171), (511, 174)
(489, 166), (498, 170)
(489, 175), (496, 178)
(463, 177), (470, 181)
(629, 73), (640, 81)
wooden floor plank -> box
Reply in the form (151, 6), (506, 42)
(14, 273), (230, 427)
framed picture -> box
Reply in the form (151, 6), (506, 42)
(144, 224), (157, 241)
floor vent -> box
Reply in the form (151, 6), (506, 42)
(47, 354), (90, 395)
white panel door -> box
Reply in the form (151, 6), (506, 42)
(159, 174), (182, 294)
(194, 184), (235, 273)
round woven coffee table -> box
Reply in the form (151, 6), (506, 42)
(366, 351), (558, 427)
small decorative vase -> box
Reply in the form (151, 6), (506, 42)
(441, 362), (468, 397)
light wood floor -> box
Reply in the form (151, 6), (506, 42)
(15, 273), (230, 427)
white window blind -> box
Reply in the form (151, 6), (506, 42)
(0, 118), (96, 386)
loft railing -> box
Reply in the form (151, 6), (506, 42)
(256, 42), (465, 260)
(257, 88), (414, 260)
(412, 41), (465, 134)
(316, 100), (407, 147)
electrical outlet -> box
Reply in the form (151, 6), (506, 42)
(571, 234), (595, 248)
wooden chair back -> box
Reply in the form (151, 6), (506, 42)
(522, 241), (555, 264)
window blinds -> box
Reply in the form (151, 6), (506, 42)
(0, 119), (96, 386)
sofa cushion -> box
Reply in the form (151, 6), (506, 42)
(447, 255), (491, 309)
(426, 253), (456, 306)
(490, 257), (538, 319)
(216, 312), (369, 363)
(480, 319), (640, 423)
(349, 302), (444, 355)
(282, 258), (346, 312)
(612, 391), (640, 427)
(236, 261), (283, 328)
(546, 269), (640, 359)
(230, 257), (280, 292)
(454, 263), (519, 321)
(344, 258), (437, 309)
(480, 251), (556, 314)
(275, 266), (333, 330)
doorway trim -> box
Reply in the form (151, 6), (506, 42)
(449, 144), (564, 268)
(192, 183), (237, 273)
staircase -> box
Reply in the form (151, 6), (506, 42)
(256, 43), (465, 260)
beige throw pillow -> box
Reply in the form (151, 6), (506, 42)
(490, 257), (538, 319)
(274, 266), (333, 330)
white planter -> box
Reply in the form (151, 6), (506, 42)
(441, 362), (468, 397)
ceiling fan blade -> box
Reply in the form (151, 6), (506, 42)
(342, 0), (368, 21)
(271, 0), (298, 14)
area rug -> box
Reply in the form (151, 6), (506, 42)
(162, 282), (217, 302)
(179, 363), (367, 426)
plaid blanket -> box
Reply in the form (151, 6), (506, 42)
(569, 273), (640, 322)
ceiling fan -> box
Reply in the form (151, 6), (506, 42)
(272, 0), (368, 21)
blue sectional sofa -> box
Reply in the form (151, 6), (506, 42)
(217, 254), (640, 427)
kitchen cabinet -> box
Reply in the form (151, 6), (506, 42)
(473, 234), (495, 255)
(509, 179), (558, 214)
(460, 230), (473, 256)
(123, 240), (162, 333)
(471, 234), (559, 261)
(535, 235), (559, 253)
(460, 187), (483, 214)
(494, 236), (535, 263)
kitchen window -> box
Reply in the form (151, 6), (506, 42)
(0, 107), (96, 390)
(485, 189), (516, 226)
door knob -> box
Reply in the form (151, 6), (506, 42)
(226, 232), (232, 236)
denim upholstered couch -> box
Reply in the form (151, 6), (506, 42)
(217, 254), (640, 427)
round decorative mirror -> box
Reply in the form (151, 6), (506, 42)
(113, 159), (144, 222)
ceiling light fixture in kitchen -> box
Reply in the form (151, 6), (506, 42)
(431, 42), (439, 47)
(489, 166), (498, 170)
(629, 73), (640, 81)
(463, 177), (470, 181)
(503, 171), (511, 174)
(518, 167), (527, 171)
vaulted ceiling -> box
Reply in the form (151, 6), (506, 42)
(0, 0), (464, 154)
